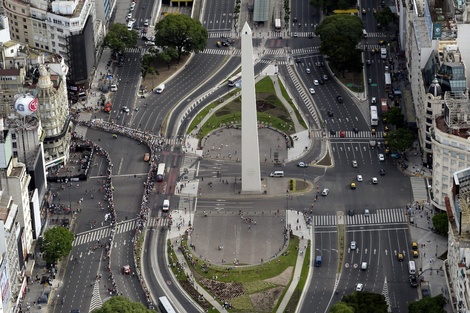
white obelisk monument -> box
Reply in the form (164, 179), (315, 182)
(241, 22), (262, 193)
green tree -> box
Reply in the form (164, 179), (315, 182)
(41, 226), (74, 264)
(310, 0), (356, 12)
(316, 15), (363, 44)
(330, 302), (355, 313)
(342, 291), (388, 313)
(155, 14), (208, 62)
(383, 106), (405, 127)
(103, 23), (138, 52)
(91, 296), (154, 313)
(141, 54), (159, 79)
(375, 7), (396, 29)
(408, 294), (447, 313)
(158, 47), (179, 70)
(386, 128), (416, 152)
(432, 213), (449, 236)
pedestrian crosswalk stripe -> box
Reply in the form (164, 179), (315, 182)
(208, 32), (234, 38)
(310, 130), (384, 139)
(366, 32), (387, 37)
(73, 219), (137, 247)
(290, 32), (318, 38)
(313, 208), (407, 226)
(202, 48), (241, 55)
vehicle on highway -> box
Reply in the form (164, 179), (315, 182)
(357, 175), (363, 182)
(322, 74), (328, 80)
(145, 41), (156, 46)
(315, 256), (322, 267)
(228, 72), (242, 87)
(350, 241), (357, 250)
(313, 80), (319, 86)
(122, 106), (130, 113)
(378, 153), (385, 161)
(297, 162), (308, 168)
(355, 283), (364, 291)
(306, 68), (311, 74)
(371, 97), (377, 104)
(110, 84), (117, 92)
(364, 209), (370, 217)
(270, 171), (284, 177)
(366, 59), (371, 65)
(155, 83), (165, 93)
(412, 241), (418, 250)
(362, 8), (366, 14)
(348, 209), (355, 216)
(309, 88), (315, 94)
(409, 261), (416, 274)
(379, 169), (386, 175)
(372, 177), (378, 184)
(409, 275), (418, 287)
(158, 296), (176, 313)
(350, 182), (356, 189)
(156, 163), (166, 182)
(295, 58), (301, 63)
(336, 95), (343, 103)
(163, 199), (170, 212)
(321, 188), (329, 196)
(397, 252), (404, 261)
(127, 13), (132, 20)
(352, 160), (358, 168)
(293, 32), (298, 37)
(123, 265), (131, 275)
(340, 130), (346, 137)
(361, 262), (367, 270)
(413, 250), (419, 258)
(144, 19), (149, 26)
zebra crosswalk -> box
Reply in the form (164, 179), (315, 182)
(366, 32), (387, 38)
(124, 47), (148, 55)
(290, 32), (318, 38)
(208, 32), (234, 38)
(311, 130), (384, 139)
(202, 48), (241, 55)
(73, 219), (137, 247)
(313, 208), (408, 226)
(290, 46), (320, 55)
(258, 59), (289, 65)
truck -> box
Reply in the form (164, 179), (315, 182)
(103, 102), (112, 113)
(381, 98), (388, 114)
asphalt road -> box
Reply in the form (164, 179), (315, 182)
(290, 0), (320, 35)
(202, 0), (235, 32)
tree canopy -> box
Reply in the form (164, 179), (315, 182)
(91, 296), (154, 313)
(155, 14), (208, 62)
(338, 291), (388, 313)
(330, 301), (355, 313)
(408, 294), (447, 313)
(103, 23), (138, 52)
(383, 106), (405, 127)
(310, 0), (357, 12)
(432, 213), (449, 236)
(375, 7), (396, 29)
(41, 226), (74, 265)
(315, 15), (364, 74)
(385, 128), (416, 152)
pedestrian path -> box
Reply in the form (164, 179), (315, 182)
(410, 177), (429, 203)
(358, 44), (383, 51)
(72, 219), (137, 246)
(146, 216), (174, 227)
(124, 47), (148, 55)
(208, 32), (234, 38)
(311, 130), (384, 138)
(289, 32), (317, 38)
(313, 208), (407, 226)
(366, 32), (387, 37)
(258, 59), (289, 65)
(202, 48), (241, 55)
(89, 280), (103, 312)
(290, 46), (320, 55)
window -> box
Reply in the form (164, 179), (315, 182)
(12, 142), (17, 149)
(11, 133), (16, 140)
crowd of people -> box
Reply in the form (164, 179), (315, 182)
(78, 118), (167, 309)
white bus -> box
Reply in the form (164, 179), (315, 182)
(384, 72), (392, 92)
(156, 163), (166, 182)
(158, 296), (176, 313)
(227, 72), (242, 87)
(274, 19), (281, 31)
(370, 106), (378, 126)
(380, 48), (387, 60)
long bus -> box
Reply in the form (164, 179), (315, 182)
(156, 163), (166, 182)
(158, 296), (176, 313)
(274, 18), (281, 31)
(227, 72), (242, 87)
(384, 72), (392, 92)
(370, 106), (378, 126)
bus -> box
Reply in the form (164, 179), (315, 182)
(370, 106), (378, 126)
(158, 296), (176, 313)
(156, 163), (166, 182)
(384, 72), (391, 92)
(227, 72), (242, 87)
(274, 18), (281, 31)
(333, 9), (359, 15)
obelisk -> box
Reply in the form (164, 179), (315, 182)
(241, 22), (262, 193)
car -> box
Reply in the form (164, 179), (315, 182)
(371, 97), (377, 104)
(309, 88), (315, 94)
(366, 59), (371, 65)
(409, 275), (418, 287)
(297, 162), (308, 168)
(340, 130), (346, 138)
(123, 265), (131, 275)
(130, 18), (136, 24)
(122, 106), (130, 113)
(421, 286), (431, 297)
(295, 58), (301, 63)
(327, 111), (334, 117)
(372, 177), (378, 184)
(293, 17), (298, 23)
(329, 129), (336, 136)
(384, 65), (389, 72)
(321, 188), (329, 196)
(127, 13), (132, 20)
(356, 283), (364, 291)
(397, 252), (404, 261)
(413, 250), (419, 258)
(336, 95), (343, 103)
(129, 5), (134, 11)
(350, 241), (357, 250)
(379, 40), (387, 45)
(145, 41), (156, 46)
(348, 209), (355, 216)
(378, 154), (385, 161)
(362, 8), (366, 14)
(313, 80), (319, 86)
(350, 182), (356, 189)
(306, 68), (311, 74)
(293, 33), (298, 37)
(144, 19), (149, 26)
(379, 169), (386, 175)
(352, 160), (358, 168)
(368, 78), (372, 85)
(412, 242), (418, 250)
(322, 74), (328, 80)
(357, 175), (363, 182)
(353, 127), (359, 133)
(364, 209), (370, 217)
(361, 262), (367, 270)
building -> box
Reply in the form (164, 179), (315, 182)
(446, 167), (470, 313)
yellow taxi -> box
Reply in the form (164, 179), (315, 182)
(397, 253), (404, 261)
(350, 182), (356, 190)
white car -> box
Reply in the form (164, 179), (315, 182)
(352, 160), (358, 168)
(321, 188), (329, 196)
(145, 41), (156, 46)
(364, 209), (370, 217)
(130, 18), (136, 24)
(350, 241), (356, 250)
(127, 13), (132, 20)
(144, 19), (149, 27)
(122, 106), (130, 113)
(371, 97), (377, 104)
(357, 175), (363, 182)
(356, 283), (364, 291)
(297, 162), (308, 168)
(313, 80), (319, 86)
(309, 88), (316, 94)
(372, 177), (378, 184)
(306, 68), (311, 74)
(361, 262), (368, 270)
(378, 153), (385, 161)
